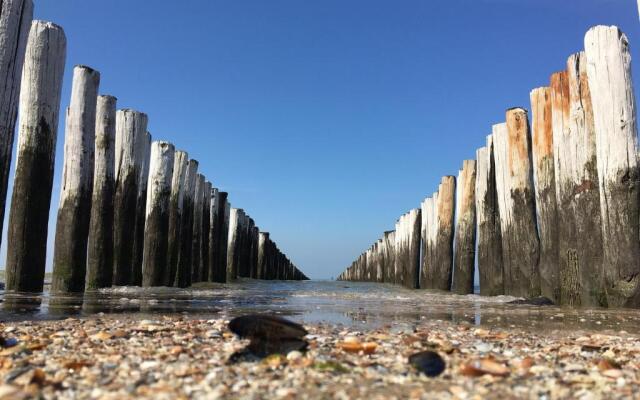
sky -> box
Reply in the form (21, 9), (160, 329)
(0, 0), (638, 280)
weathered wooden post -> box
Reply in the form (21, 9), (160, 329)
(531, 85), (560, 303)
(165, 150), (187, 286)
(383, 230), (395, 283)
(452, 160), (477, 294)
(209, 191), (229, 282)
(51, 65), (100, 293)
(559, 53), (606, 306)
(250, 224), (259, 279)
(422, 177), (455, 290)
(191, 173), (204, 282)
(585, 26), (640, 307)
(112, 109), (147, 286)
(0, 0), (33, 249)
(131, 131), (151, 286)
(258, 231), (269, 279)
(200, 181), (212, 282)
(142, 141), (175, 287)
(394, 209), (421, 288)
(475, 135), (504, 296)
(226, 207), (240, 281)
(86, 95), (117, 290)
(493, 110), (540, 298)
(175, 159), (198, 288)
(5, 21), (66, 292)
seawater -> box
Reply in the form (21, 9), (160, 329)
(1, 279), (639, 333)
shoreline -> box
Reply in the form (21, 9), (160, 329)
(0, 315), (637, 399)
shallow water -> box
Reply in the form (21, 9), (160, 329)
(1, 279), (639, 333)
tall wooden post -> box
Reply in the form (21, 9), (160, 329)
(394, 209), (421, 288)
(142, 141), (175, 287)
(422, 177), (455, 290)
(131, 131), (151, 286)
(383, 230), (395, 283)
(175, 159), (198, 288)
(86, 95), (117, 290)
(452, 160), (477, 294)
(258, 232), (269, 279)
(585, 26), (640, 307)
(475, 135), (504, 296)
(51, 65), (100, 293)
(165, 150), (188, 286)
(191, 173), (205, 282)
(227, 207), (241, 281)
(531, 86), (560, 303)
(112, 109), (147, 286)
(493, 110), (540, 298)
(0, 0), (33, 250)
(201, 181), (212, 282)
(209, 191), (229, 282)
(5, 21), (66, 292)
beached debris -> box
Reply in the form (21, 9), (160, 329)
(408, 350), (446, 377)
(228, 315), (308, 359)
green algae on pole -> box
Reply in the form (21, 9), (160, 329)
(51, 65), (100, 293)
(475, 135), (504, 296)
(452, 160), (477, 295)
(0, 0), (33, 250)
(142, 141), (175, 287)
(165, 150), (188, 286)
(584, 26), (640, 307)
(175, 159), (198, 288)
(86, 95), (117, 290)
(112, 109), (148, 286)
(531, 85), (560, 303)
(493, 110), (541, 298)
(6, 21), (66, 292)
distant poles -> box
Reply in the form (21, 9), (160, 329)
(452, 160), (477, 295)
(585, 26), (640, 307)
(131, 131), (151, 286)
(112, 109), (148, 286)
(142, 141), (174, 287)
(0, 0), (33, 249)
(51, 65), (100, 293)
(6, 21), (66, 292)
(86, 95), (117, 290)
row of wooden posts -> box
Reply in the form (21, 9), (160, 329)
(0, 1), (308, 294)
(338, 25), (640, 309)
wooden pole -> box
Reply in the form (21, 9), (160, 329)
(5, 21), (66, 292)
(493, 110), (541, 298)
(422, 177), (455, 290)
(200, 181), (212, 282)
(112, 109), (147, 286)
(227, 207), (241, 281)
(175, 159), (198, 288)
(209, 191), (229, 282)
(475, 136), (504, 296)
(531, 85), (560, 303)
(165, 150), (188, 286)
(383, 230), (394, 283)
(0, 0), (33, 250)
(258, 231), (269, 279)
(452, 160), (477, 294)
(585, 26), (640, 307)
(142, 141), (175, 287)
(191, 173), (204, 283)
(393, 209), (421, 288)
(51, 65), (100, 293)
(131, 131), (151, 286)
(86, 95), (117, 290)
(549, 53), (607, 306)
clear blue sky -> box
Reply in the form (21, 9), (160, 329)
(0, 0), (638, 279)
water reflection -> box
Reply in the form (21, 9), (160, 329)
(0, 280), (639, 333)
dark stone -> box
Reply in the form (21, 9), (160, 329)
(228, 314), (308, 359)
(408, 351), (446, 377)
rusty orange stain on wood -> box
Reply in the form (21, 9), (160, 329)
(550, 70), (570, 135)
(506, 107), (530, 177)
(531, 87), (553, 160)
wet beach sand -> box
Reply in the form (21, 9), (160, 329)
(0, 280), (638, 399)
